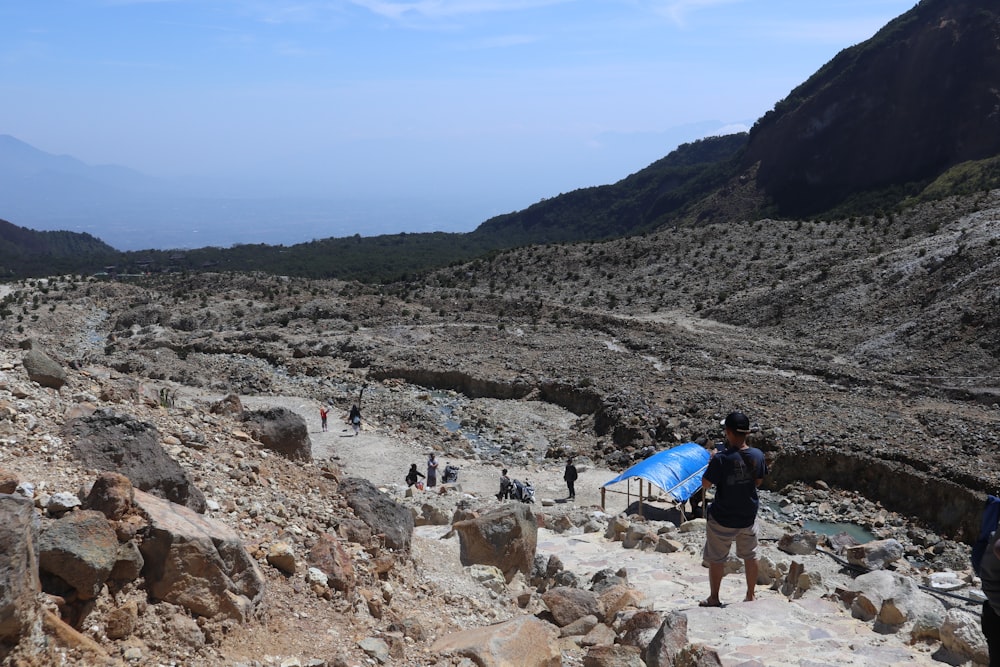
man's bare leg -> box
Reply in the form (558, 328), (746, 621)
(744, 558), (758, 601)
(701, 561), (725, 606)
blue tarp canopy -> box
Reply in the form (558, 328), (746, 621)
(602, 442), (710, 503)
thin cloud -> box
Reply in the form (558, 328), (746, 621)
(652, 0), (744, 28)
(348, 0), (573, 22)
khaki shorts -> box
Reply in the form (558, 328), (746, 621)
(703, 516), (759, 564)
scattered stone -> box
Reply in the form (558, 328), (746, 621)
(267, 542), (297, 575)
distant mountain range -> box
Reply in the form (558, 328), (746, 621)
(1, 0), (998, 281)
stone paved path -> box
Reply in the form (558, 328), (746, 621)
(539, 530), (943, 666)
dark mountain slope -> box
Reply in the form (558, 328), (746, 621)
(0, 219), (118, 277)
(470, 134), (747, 244)
(741, 0), (1000, 217)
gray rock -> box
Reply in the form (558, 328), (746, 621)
(777, 531), (818, 555)
(65, 409), (206, 513)
(939, 608), (988, 666)
(339, 477), (413, 552)
(38, 509), (118, 600)
(22, 347), (67, 390)
(583, 644), (645, 666)
(45, 492), (82, 515)
(845, 538), (904, 570)
(242, 407), (311, 462)
(0, 494), (40, 644)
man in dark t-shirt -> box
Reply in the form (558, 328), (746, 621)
(699, 411), (767, 607)
(982, 527), (1000, 666)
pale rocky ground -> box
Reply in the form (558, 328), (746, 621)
(2, 191), (999, 664)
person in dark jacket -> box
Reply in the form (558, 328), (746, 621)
(564, 457), (578, 500)
(405, 463), (425, 488)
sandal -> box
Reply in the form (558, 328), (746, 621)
(698, 598), (722, 608)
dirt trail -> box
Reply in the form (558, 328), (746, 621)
(237, 393), (625, 512)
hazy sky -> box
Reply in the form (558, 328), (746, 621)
(2, 0), (916, 241)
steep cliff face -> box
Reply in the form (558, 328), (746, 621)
(741, 0), (1000, 216)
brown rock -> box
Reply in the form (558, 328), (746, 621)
(596, 583), (642, 623)
(617, 609), (663, 653)
(0, 494), (40, 644)
(644, 611), (689, 667)
(134, 490), (265, 621)
(210, 393), (243, 417)
(83, 472), (135, 521)
(38, 510), (118, 601)
(431, 615), (560, 666)
(559, 614), (599, 638)
(105, 601), (138, 640)
(453, 503), (538, 582)
(583, 644), (645, 667)
(0, 468), (18, 494)
(308, 533), (356, 595)
(674, 644), (724, 667)
(541, 586), (601, 628)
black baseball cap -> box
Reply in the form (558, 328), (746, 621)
(721, 411), (751, 434)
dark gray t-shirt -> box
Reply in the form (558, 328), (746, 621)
(983, 531), (1000, 615)
(704, 446), (767, 529)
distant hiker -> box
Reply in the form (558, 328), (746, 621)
(319, 406), (328, 432)
(564, 457), (578, 500)
(497, 468), (512, 500)
(699, 411), (767, 608)
(348, 404), (361, 436)
(405, 463), (425, 488)
(981, 510), (1000, 666)
(426, 453), (439, 488)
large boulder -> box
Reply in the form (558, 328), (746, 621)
(241, 407), (311, 462)
(64, 409), (207, 513)
(452, 503), (537, 582)
(0, 495), (40, 645)
(22, 347), (67, 390)
(339, 477), (413, 552)
(37, 510), (118, 601)
(431, 615), (560, 666)
(134, 490), (265, 621)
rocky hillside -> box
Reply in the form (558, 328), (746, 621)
(7, 190), (999, 532)
(742, 0), (1000, 217)
(0, 190), (997, 664)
